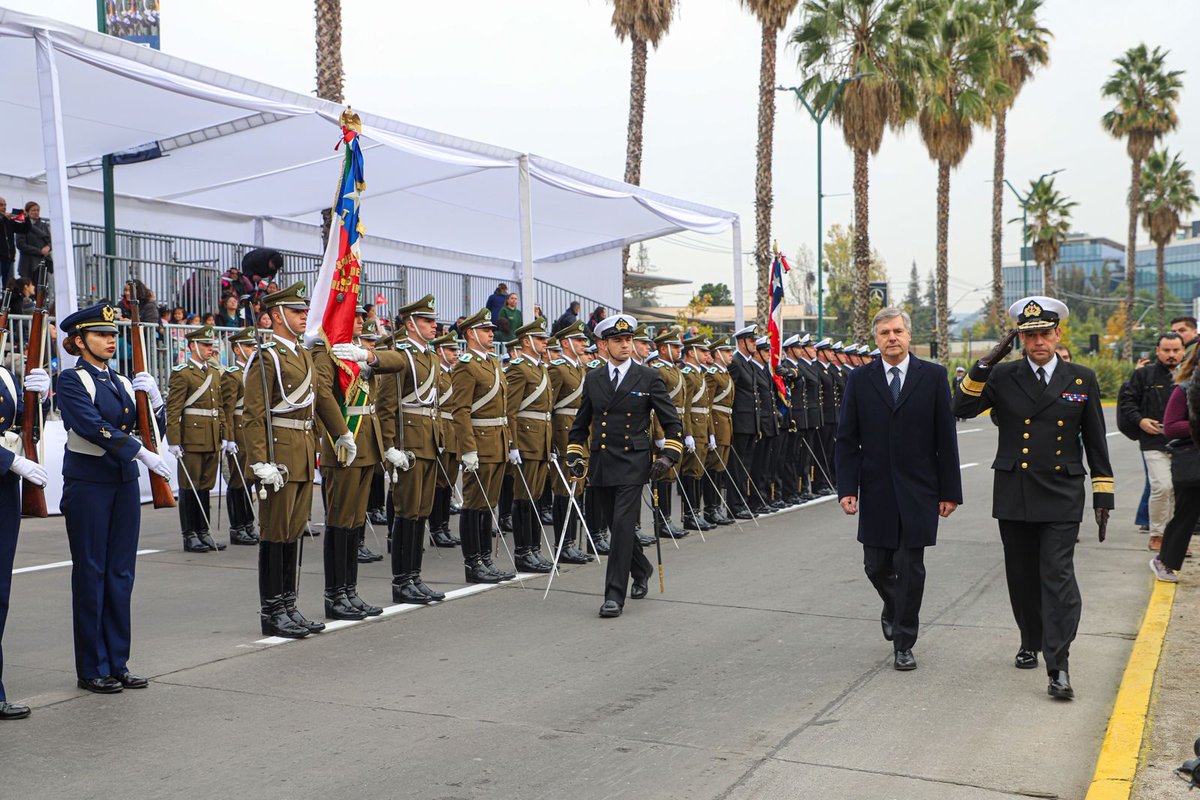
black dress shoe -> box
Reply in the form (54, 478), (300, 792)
(78, 676), (123, 694)
(770, 499), (788, 510)
(516, 552), (552, 574)
(1014, 649), (1039, 670)
(0, 701), (30, 719)
(630, 580), (648, 599)
(392, 579), (433, 605)
(598, 600), (622, 618)
(750, 504), (772, 516)
(539, 507), (554, 525)
(464, 560), (501, 584)
(357, 543), (381, 563)
(413, 579), (446, 602)
(229, 526), (258, 545)
(561, 545), (592, 565)
(197, 532), (226, 551)
(482, 557), (516, 581)
(367, 507), (388, 525)
(182, 533), (211, 553)
(325, 591), (368, 620)
(732, 507), (754, 520)
(499, 515), (513, 533)
(430, 528), (458, 548)
(893, 650), (917, 671)
(881, 613), (894, 643)
(345, 589), (383, 616)
(1047, 670), (1074, 700)
(112, 672), (149, 689)
(636, 531), (657, 547)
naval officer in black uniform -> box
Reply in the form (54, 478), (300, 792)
(954, 296), (1113, 700)
(566, 314), (683, 618)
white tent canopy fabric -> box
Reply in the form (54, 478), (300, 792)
(0, 7), (743, 326)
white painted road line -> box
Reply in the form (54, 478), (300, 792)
(957, 428), (982, 434)
(1107, 431), (1122, 437)
(13, 549), (164, 575)
(960, 463), (979, 469)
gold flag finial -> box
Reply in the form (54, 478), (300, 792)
(340, 106), (361, 132)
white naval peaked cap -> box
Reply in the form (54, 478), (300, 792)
(754, 335), (770, 348)
(869, 348), (881, 357)
(798, 333), (813, 345)
(594, 313), (638, 339)
(782, 333), (801, 348)
(1008, 295), (1068, 330)
(814, 337), (833, 350)
(734, 324), (758, 339)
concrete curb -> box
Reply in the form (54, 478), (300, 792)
(1085, 579), (1178, 799)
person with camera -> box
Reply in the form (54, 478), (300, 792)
(565, 314), (684, 619)
(0, 198), (30, 288)
(15, 202), (51, 280)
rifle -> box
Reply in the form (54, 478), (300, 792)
(127, 275), (176, 508)
(20, 263), (48, 517)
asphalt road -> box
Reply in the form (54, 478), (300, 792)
(0, 411), (1151, 799)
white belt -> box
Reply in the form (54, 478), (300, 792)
(66, 429), (105, 457)
(691, 408), (710, 415)
(184, 408), (219, 418)
(712, 405), (732, 415)
(439, 411), (455, 421)
(403, 406), (437, 418)
(272, 417), (313, 431)
(234, 409), (244, 417)
(674, 406), (685, 415)
(471, 417), (506, 428)
(553, 408), (578, 417)
(346, 404), (377, 416)
(516, 410), (551, 422)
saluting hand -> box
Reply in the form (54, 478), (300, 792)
(839, 495), (857, 515)
(978, 329), (1019, 369)
(1096, 508), (1110, 542)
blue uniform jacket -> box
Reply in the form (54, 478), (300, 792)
(0, 367), (23, 481)
(59, 361), (165, 483)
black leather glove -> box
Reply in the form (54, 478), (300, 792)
(978, 329), (1019, 369)
(1096, 507), (1109, 542)
(650, 455), (673, 482)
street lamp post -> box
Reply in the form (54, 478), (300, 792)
(1004, 168), (1065, 297)
(777, 76), (860, 339)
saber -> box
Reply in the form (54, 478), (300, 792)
(813, 432), (836, 491)
(673, 472), (706, 542)
(800, 435), (834, 494)
(177, 455), (210, 532)
(712, 451), (760, 528)
(652, 483), (664, 593)
(468, 466), (522, 583)
(541, 476), (578, 599)
(216, 451), (224, 534)
(698, 459), (745, 533)
(727, 445), (771, 511)
(513, 461), (556, 557)
(641, 486), (680, 550)
(548, 456), (604, 566)
(229, 451), (258, 525)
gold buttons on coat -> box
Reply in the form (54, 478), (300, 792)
(1021, 462), (1028, 469)
(1055, 465), (1061, 471)
(1023, 433), (1030, 439)
(1057, 421), (1064, 427)
(1022, 447), (1029, 454)
(1025, 419), (1031, 425)
(1056, 450), (1062, 456)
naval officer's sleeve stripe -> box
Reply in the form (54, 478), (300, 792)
(959, 375), (985, 397)
(566, 443), (586, 457)
(663, 439), (684, 454)
(1091, 477), (1114, 493)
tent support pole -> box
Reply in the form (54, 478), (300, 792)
(732, 218), (744, 331)
(518, 155), (535, 322)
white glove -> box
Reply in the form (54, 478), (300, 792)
(508, 448), (523, 465)
(654, 438), (665, 450)
(23, 368), (50, 398)
(131, 371), (163, 409)
(134, 447), (172, 479)
(334, 432), (358, 465)
(684, 435), (696, 452)
(222, 439), (238, 455)
(462, 450), (480, 473)
(384, 447), (412, 471)
(331, 343), (371, 365)
(251, 461), (285, 492)
(167, 444), (184, 458)
(10, 454), (48, 486)
(708, 434), (717, 449)
(549, 452), (558, 463)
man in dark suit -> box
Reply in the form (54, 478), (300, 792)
(836, 307), (963, 671)
(566, 314), (683, 619)
(726, 325), (761, 518)
(955, 296), (1113, 700)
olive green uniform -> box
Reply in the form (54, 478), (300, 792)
(220, 358), (257, 543)
(167, 356), (226, 549)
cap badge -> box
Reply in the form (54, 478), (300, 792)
(1023, 301), (1042, 318)
(102, 305), (115, 323)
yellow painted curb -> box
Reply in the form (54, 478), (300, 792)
(1084, 579), (1177, 799)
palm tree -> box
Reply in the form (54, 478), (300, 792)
(609, 0), (678, 280)
(790, 0), (929, 342)
(315, 0), (344, 103)
(1139, 148), (1198, 329)
(914, 0), (1007, 363)
(1101, 44), (1183, 358)
(985, 0), (1049, 331)
(742, 0), (802, 329)
(1013, 177), (1074, 297)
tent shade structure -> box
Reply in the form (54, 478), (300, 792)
(0, 7), (742, 328)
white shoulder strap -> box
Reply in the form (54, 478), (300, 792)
(76, 367), (97, 401)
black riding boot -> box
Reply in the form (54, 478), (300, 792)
(260, 542), (308, 638)
(479, 509), (515, 580)
(195, 489), (225, 550)
(391, 518), (431, 604)
(282, 540), (324, 633)
(462, 510), (498, 584)
(324, 527), (365, 620)
(180, 492), (209, 552)
(410, 519), (445, 601)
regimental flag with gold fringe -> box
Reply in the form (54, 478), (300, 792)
(306, 107), (368, 435)
(767, 245), (790, 411)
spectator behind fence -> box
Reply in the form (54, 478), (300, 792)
(220, 266), (254, 299)
(215, 293), (243, 328)
(240, 248), (283, 287)
(1149, 345), (1200, 582)
(486, 283), (508, 323)
(256, 311), (272, 330)
(587, 306), (607, 333)
(496, 292), (521, 343)
(15, 202), (51, 279)
(201, 313), (217, 327)
(0, 197), (30, 287)
(120, 279), (158, 325)
(170, 307), (186, 324)
(6, 278), (33, 315)
(552, 301), (580, 334)
(1119, 331), (1186, 551)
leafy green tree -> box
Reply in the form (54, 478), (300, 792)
(697, 282), (733, 306)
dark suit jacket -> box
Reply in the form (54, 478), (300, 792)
(835, 356), (963, 548)
(728, 352), (759, 436)
(568, 362), (683, 487)
(954, 358), (1114, 522)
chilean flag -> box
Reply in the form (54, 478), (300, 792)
(305, 113), (366, 403)
(768, 249), (790, 404)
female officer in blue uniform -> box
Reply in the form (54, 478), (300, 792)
(0, 364), (50, 720)
(58, 303), (172, 694)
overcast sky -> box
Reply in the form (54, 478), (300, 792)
(13, 0), (1200, 311)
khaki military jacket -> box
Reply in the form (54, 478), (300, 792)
(681, 362), (715, 441)
(651, 361), (690, 441)
(437, 363), (457, 454)
(447, 348), (509, 463)
(242, 334), (347, 483)
(166, 358), (226, 453)
(506, 354), (553, 460)
(311, 340), (384, 468)
(706, 365), (734, 447)
(372, 335), (441, 460)
(548, 354), (586, 457)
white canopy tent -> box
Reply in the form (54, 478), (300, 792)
(0, 7), (744, 330)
